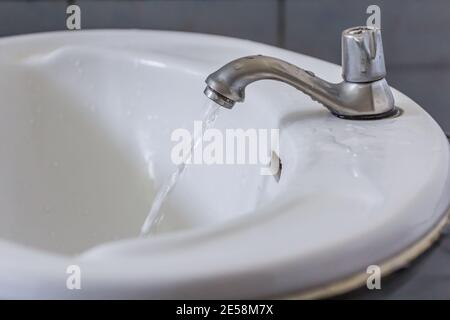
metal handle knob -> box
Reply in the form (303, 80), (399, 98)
(342, 26), (386, 83)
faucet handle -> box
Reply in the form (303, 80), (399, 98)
(342, 26), (386, 83)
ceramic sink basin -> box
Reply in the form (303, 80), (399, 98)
(0, 30), (448, 299)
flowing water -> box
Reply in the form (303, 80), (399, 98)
(140, 100), (221, 236)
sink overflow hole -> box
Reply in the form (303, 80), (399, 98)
(271, 151), (282, 182)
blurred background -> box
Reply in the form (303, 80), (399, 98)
(0, 0), (448, 299)
(0, 0), (448, 133)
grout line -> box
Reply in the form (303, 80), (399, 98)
(276, 0), (286, 48)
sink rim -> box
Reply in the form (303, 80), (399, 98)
(0, 29), (448, 299)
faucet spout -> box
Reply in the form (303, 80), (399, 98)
(204, 26), (396, 120)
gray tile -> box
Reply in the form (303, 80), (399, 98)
(284, 0), (450, 67)
(77, 0), (279, 46)
(0, 0), (279, 46)
(285, 0), (373, 65)
(388, 66), (450, 133)
(0, 1), (67, 37)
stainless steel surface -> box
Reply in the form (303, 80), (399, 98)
(342, 26), (386, 83)
(204, 26), (396, 119)
(203, 86), (235, 109)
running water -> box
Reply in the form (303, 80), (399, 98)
(140, 101), (221, 236)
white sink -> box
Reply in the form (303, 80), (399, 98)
(0, 30), (448, 299)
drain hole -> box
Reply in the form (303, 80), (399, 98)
(271, 151), (282, 182)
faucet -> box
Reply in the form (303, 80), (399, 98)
(204, 26), (397, 120)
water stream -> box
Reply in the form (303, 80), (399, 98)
(140, 100), (221, 236)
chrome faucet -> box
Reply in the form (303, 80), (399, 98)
(204, 26), (397, 120)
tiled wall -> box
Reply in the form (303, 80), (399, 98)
(0, 0), (448, 132)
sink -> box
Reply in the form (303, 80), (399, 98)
(0, 30), (448, 299)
